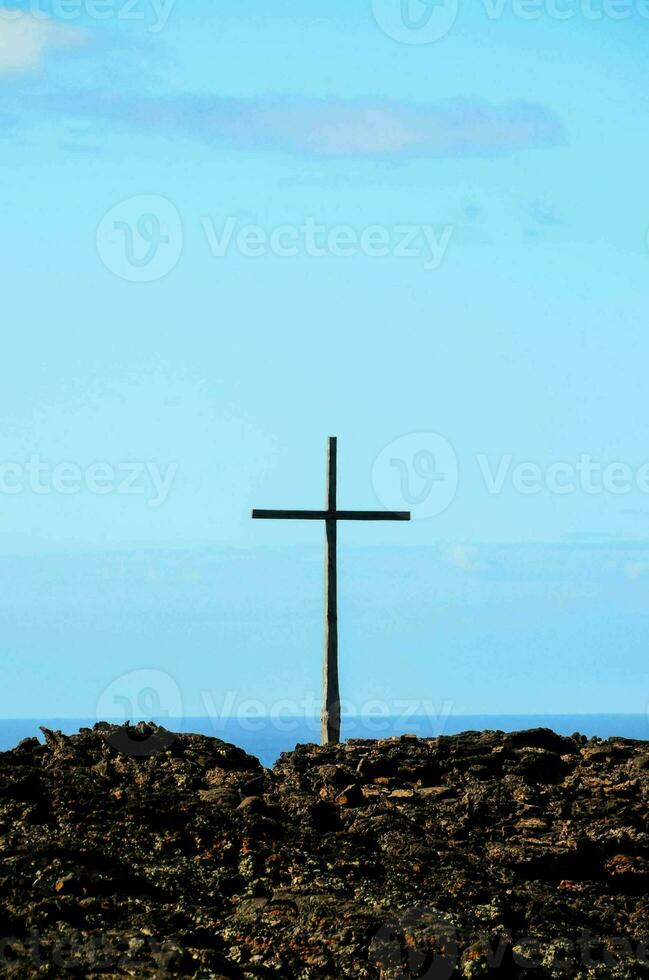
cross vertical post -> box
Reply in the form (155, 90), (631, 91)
(322, 436), (340, 745)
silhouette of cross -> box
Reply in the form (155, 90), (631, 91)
(252, 437), (410, 744)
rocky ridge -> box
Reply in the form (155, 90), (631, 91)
(1, 723), (649, 977)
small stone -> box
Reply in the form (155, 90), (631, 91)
(237, 795), (265, 814)
(334, 784), (361, 807)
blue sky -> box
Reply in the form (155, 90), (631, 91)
(2, 0), (649, 719)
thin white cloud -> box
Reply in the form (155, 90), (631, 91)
(0, 13), (86, 74)
(44, 92), (566, 160)
(625, 561), (649, 579)
(447, 544), (485, 572)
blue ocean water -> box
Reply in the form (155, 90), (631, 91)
(1, 715), (648, 768)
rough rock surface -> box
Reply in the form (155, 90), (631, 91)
(1, 723), (649, 978)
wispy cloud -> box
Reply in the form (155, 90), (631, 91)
(40, 92), (566, 160)
(522, 197), (566, 241)
(526, 199), (564, 227)
(625, 561), (649, 579)
(446, 544), (486, 572)
(0, 14), (86, 74)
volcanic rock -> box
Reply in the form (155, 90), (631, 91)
(0, 723), (648, 977)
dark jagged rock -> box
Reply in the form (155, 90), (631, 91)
(1, 723), (649, 977)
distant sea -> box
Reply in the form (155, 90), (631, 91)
(1, 715), (648, 768)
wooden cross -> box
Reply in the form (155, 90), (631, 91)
(252, 437), (410, 745)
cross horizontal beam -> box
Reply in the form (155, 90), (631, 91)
(252, 509), (410, 521)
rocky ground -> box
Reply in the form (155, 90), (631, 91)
(1, 724), (649, 978)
